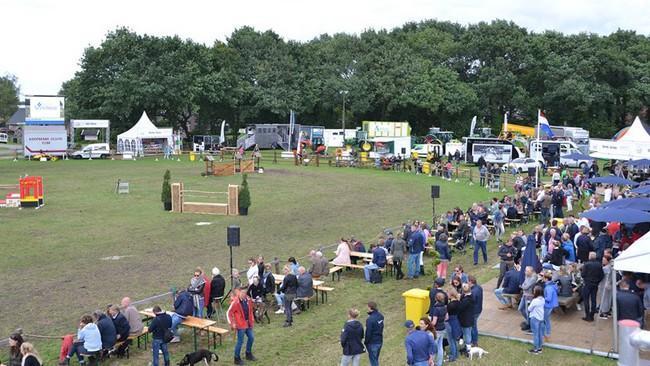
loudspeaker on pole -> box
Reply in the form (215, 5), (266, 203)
(227, 225), (240, 246)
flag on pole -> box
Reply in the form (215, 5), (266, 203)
(538, 110), (554, 138)
(219, 120), (226, 144)
(470, 116), (477, 137)
(503, 112), (508, 131)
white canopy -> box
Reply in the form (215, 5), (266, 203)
(589, 116), (650, 160)
(117, 111), (173, 155)
(617, 116), (650, 144)
(613, 230), (650, 274)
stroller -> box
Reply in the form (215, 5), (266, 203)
(452, 228), (469, 255)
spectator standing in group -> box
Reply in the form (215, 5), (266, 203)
(527, 286), (546, 354)
(542, 271), (559, 340)
(404, 320), (437, 366)
(207, 267), (226, 318)
(576, 226), (593, 263)
(581, 252), (604, 322)
(4, 332), (23, 366)
(364, 301), (384, 366)
(340, 308), (365, 366)
(188, 268), (206, 318)
(261, 263), (276, 299)
(231, 269), (242, 290)
(391, 231), (407, 280)
(246, 258), (259, 285)
(364, 243), (387, 283)
(407, 224), (425, 279)
(469, 276), (483, 346)
(598, 257), (614, 319)
(458, 284), (475, 350)
(496, 239), (516, 288)
(279, 265), (298, 327)
(519, 266), (538, 330)
(429, 292), (448, 366)
(445, 288), (461, 362)
(227, 288), (257, 365)
(148, 306), (172, 366)
(472, 220), (490, 266)
(617, 281), (645, 325)
(435, 234), (451, 279)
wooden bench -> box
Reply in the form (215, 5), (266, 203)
(295, 294), (317, 310)
(315, 285), (334, 304)
(330, 266), (343, 281)
(127, 326), (149, 350)
(207, 326), (230, 349)
(558, 293), (580, 313)
(505, 218), (521, 227)
(501, 293), (522, 308)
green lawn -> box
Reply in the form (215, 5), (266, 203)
(0, 156), (613, 365)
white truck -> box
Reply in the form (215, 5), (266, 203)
(549, 126), (590, 155)
(71, 143), (111, 159)
(529, 140), (591, 168)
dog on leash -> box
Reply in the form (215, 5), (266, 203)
(177, 349), (219, 365)
(468, 346), (488, 360)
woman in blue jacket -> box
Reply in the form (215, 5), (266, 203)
(435, 234), (451, 280)
(340, 308), (365, 366)
(543, 271), (559, 340)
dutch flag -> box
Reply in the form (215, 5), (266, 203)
(538, 110), (554, 138)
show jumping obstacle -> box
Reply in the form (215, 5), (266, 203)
(171, 183), (239, 215)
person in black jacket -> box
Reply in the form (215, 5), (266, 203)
(261, 263), (276, 298)
(93, 310), (116, 351)
(457, 284), (475, 350)
(279, 265), (298, 327)
(247, 276), (264, 300)
(340, 308), (365, 366)
(107, 305), (130, 356)
(148, 306), (172, 366)
(576, 226), (593, 263)
(364, 302), (384, 366)
(496, 240), (517, 288)
(580, 252), (604, 321)
(617, 281), (645, 326)
(207, 267), (226, 319)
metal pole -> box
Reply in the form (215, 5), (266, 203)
(612, 263), (618, 353)
(535, 109), (541, 188)
(342, 93), (346, 141)
(229, 244), (234, 291)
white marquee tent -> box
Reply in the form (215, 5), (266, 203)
(590, 116), (650, 160)
(117, 111), (173, 156)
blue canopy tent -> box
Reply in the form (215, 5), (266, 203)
(600, 197), (650, 211)
(587, 176), (639, 186)
(563, 151), (593, 162)
(631, 185), (650, 195)
(580, 207), (650, 224)
(625, 158), (650, 169)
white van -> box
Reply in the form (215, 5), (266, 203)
(412, 143), (443, 157)
(71, 143), (110, 159)
(0, 133), (8, 143)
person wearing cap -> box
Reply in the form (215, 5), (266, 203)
(207, 267), (226, 319)
(404, 319), (437, 366)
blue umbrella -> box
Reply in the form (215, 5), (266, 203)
(625, 158), (650, 169)
(563, 152), (593, 161)
(601, 197), (650, 211)
(580, 207), (650, 224)
(632, 185), (650, 195)
(519, 235), (542, 284)
(587, 176), (639, 186)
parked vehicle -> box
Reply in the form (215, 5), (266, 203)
(0, 132), (7, 143)
(502, 157), (541, 173)
(71, 143), (110, 159)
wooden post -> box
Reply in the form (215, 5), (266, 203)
(171, 183), (183, 213)
(273, 150), (278, 164)
(228, 184), (239, 216)
(316, 154), (320, 167)
(294, 151), (298, 166)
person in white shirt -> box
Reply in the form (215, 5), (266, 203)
(603, 185), (612, 202)
(246, 258), (259, 285)
(527, 286), (546, 354)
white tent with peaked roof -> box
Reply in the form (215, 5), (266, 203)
(590, 116), (650, 160)
(117, 111), (173, 156)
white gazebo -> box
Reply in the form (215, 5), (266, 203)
(117, 111), (173, 156)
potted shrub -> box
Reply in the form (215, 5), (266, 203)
(238, 173), (251, 215)
(161, 170), (172, 211)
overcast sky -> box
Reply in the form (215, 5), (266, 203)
(1, 0), (649, 96)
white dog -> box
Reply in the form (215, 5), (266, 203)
(468, 346), (489, 360)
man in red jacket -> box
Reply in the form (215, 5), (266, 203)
(227, 288), (256, 365)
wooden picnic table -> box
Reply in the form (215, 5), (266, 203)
(349, 251), (393, 263)
(273, 274), (324, 287)
(140, 309), (216, 352)
(274, 274), (331, 304)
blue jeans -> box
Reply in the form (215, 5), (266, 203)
(407, 253), (420, 278)
(152, 338), (169, 366)
(364, 264), (379, 282)
(366, 343), (381, 366)
(274, 293), (285, 308)
(446, 325), (457, 361)
(544, 308), (552, 336)
(193, 298), (204, 317)
(234, 328), (254, 358)
(471, 313), (480, 345)
(494, 288), (508, 305)
(413, 362), (429, 366)
(473, 240), (487, 264)
(171, 313), (185, 336)
(518, 297), (530, 325)
(340, 354), (361, 366)
(462, 327), (472, 349)
(67, 342), (92, 363)
(530, 318), (545, 350)
(435, 330), (445, 366)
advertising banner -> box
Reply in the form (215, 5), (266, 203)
(23, 125), (68, 156)
(26, 96), (65, 121)
(71, 119), (109, 128)
(472, 143), (512, 163)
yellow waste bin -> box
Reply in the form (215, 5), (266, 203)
(360, 152), (368, 162)
(402, 288), (430, 323)
(189, 152), (195, 162)
(422, 163), (430, 175)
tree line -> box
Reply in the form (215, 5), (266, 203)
(60, 19), (650, 140)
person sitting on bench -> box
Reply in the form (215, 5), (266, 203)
(93, 309), (116, 352)
(108, 305), (130, 356)
(59, 315), (102, 365)
(296, 266), (314, 310)
(364, 244), (387, 283)
(309, 251), (329, 279)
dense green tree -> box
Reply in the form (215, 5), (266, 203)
(0, 74), (19, 124)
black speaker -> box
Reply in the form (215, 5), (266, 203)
(227, 225), (240, 247)
(528, 167), (536, 177)
(431, 185), (440, 198)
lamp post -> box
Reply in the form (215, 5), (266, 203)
(340, 90), (348, 145)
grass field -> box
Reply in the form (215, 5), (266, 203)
(0, 156), (614, 365)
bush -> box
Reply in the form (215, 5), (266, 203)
(161, 170), (171, 203)
(239, 173), (251, 208)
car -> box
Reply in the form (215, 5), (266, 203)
(71, 143), (110, 159)
(503, 158), (541, 173)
